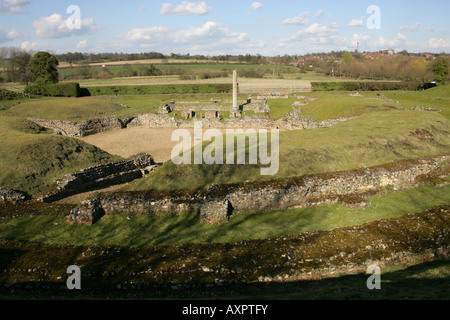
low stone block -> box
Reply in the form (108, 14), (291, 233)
(68, 198), (105, 225)
(200, 199), (232, 224)
(0, 187), (26, 204)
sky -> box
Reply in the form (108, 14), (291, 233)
(0, 0), (449, 56)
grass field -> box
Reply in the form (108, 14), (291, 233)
(58, 63), (299, 77)
(74, 76), (312, 94)
(2, 85), (449, 195)
(0, 80), (449, 301)
(0, 116), (122, 195)
(0, 182), (449, 247)
(127, 109), (450, 192)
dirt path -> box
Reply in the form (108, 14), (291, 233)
(81, 127), (188, 163)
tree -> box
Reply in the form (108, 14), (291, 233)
(10, 49), (32, 85)
(0, 47), (32, 84)
(341, 52), (354, 65)
(28, 51), (59, 84)
(73, 61), (93, 80)
(432, 57), (449, 85)
(143, 64), (159, 76)
(25, 51), (59, 95)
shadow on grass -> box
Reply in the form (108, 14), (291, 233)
(0, 259), (448, 300)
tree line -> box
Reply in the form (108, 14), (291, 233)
(0, 47), (59, 94)
(56, 51), (267, 65)
(1, 47), (449, 90)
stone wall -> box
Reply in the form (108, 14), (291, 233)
(126, 109), (357, 131)
(27, 118), (80, 137)
(38, 154), (156, 203)
(0, 187), (26, 204)
(69, 155), (449, 224)
(29, 103), (359, 135)
(28, 116), (131, 137)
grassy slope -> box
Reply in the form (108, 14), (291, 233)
(0, 117), (122, 195)
(127, 109), (450, 192)
(0, 182), (449, 247)
(1, 85), (449, 196)
(1, 93), (241, 122)
(384, 84), (450, 120)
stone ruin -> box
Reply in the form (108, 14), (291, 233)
(37, 153), (157, 203)
(0, 187), (26, 204)
(27, 116), (134, 138)
(158, 101), (175, 114)
(66, 155), (449, 225)
(68, 198), (105, 225)
(199, 199), (233, 225)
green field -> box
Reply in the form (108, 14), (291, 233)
(1, 85), (449, 196)
(0, 80), (449, 300)
(127, 109), (450, 192)
(0, 117), (122, 195)
(1, 182), (449, 247)
(58, 63), (300, 79)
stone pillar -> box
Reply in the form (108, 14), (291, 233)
(233, 70), (238, 112)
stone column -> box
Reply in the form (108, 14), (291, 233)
(233, 70), (238, 112)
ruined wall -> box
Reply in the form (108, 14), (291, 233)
(27, 118), (80, 137)
(38, 154), (156, 203)
(28, 116), (130, 137)
(29, 104), (358, 136)
(70, 155), (449, 224)
(0, 187), (26, 204)
(127, 113), (181, 128)
(219, 157), (448, 214)
(126, 110), (356, 130)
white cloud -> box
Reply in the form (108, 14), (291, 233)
(20, 41), (38, 50)
(120, 22), (247, 46)
(33, 13), (99, 39)
(173, 21), (247, 44)
(160, 1), (211, 15)
(278, 22), (348, 49)
(0, 0), (29, 14)
(282, 12), (310, 25)
(314, 9), (324, 19)
(286, 23), (339, 40)
(76, 39), (88, 49)
(7, 28), (21, 39)
(0, 26), (24, 43)
(347, 17), (364, 27)
(352, 33), (371, 47)
(399, 22), (421, 31)
(118, 26), (170, 42)
(371, 33), (407, 49)
(250, 2), (263, 10)
(428, 38), (450, 49)
(116, 21), (260, 55)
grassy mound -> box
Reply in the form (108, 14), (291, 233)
(2, 97), (132, 122)
(0, 181), (449, 247)
(383, 84), (450, 120)
(127, 110), (450, 192)
(0, 117), (122, 195)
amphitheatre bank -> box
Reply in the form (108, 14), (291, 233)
(67, 155), (450, 225)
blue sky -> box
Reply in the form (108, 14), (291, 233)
(0, 0), (449, 55)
